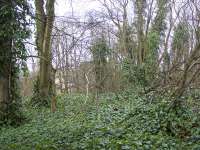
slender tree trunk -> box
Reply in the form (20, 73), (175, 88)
(64, 71), (69, 93)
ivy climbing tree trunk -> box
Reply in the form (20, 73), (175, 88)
(0, 40), (11, 122)
(135, 0), (146, 64)
(0, 0), (29, 124)
(34, 0), (55, 105)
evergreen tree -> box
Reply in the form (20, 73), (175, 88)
(90, 36), (110, 95)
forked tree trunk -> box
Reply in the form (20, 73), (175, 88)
(35, 0), (55, 100)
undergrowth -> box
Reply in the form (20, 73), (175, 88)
(0, 91), (200, 150)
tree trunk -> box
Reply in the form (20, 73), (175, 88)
(135, 0), (146, 64)
(35, 0), (55, 102)
(0, 38), (11, 121)
(0, 77), (9, 120)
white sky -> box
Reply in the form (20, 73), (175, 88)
(55, 0), (100, 16)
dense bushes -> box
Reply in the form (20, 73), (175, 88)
(0, 92), (200, 149)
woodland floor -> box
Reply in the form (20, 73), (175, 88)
(0, 92), (200, 150)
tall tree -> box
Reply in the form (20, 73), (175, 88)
(144, 0), (168, 85)
(33, 0), (55, 106)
